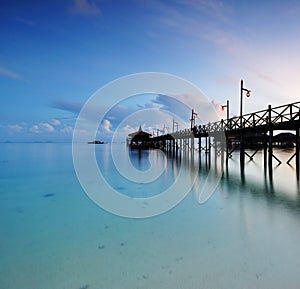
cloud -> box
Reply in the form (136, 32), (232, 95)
(0, 119), (82, 142)
(122, 124), (136, 135)
(40, 122), (55, 132)
(7, 124), (24, 132)
(51, 118), (62, 126)
(29, 122), (55, 133)
(60, 125), (74, 134)
(52, 99), (83, 114)
(175, 0), (232, 21)
(95, 93), (221, 141)
(0, 67), (22, 80)
(97, 96), (160, 133)
(102, 119), (112, 132)
(69, 0), (101, 16)
(153, 94), (191, 120)
(52, 98), (109, 123)
(147, 0), (233, 46)
(144, 1), (300, 112)
(152, 94), (220, 124)
(15, 17), (35, 26)
(29, 125), (40, 134)
(210, 99), (224, 119)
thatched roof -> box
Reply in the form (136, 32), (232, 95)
(128, 125), (152, 138)
(273, 132), (296, 142)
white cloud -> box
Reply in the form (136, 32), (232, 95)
(15, 17), (35, 26)
(40, 122), (55, 132)
(51, 118), (61, 126)
(7, 124), (23, 132)
(102, 119), (112, 132)
(29, 125), (40, 133)
(122, 124), (135, 134)
(0, 67), (22, 80)
(69, 0), (101, 16)
(29, 122), (55, 133)
(60, 125), (74, 134)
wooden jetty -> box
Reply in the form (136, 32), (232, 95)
(127, 101), (300, 178)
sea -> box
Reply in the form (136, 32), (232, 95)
(1, 142), (300, 289)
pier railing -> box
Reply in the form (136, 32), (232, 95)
(163, 101), (300, 139)
(204, 101), (300, 134)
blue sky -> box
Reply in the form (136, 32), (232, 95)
(1, 0), (300, 142)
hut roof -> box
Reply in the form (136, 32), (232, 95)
(128, 125), (152, 138)
(274, 132), (296, 141)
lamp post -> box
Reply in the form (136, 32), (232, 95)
(239, 79), (251, 171)
(221, 100), (230, 121)
(240, 79), (251, 128)
(190, 109), (198, 130)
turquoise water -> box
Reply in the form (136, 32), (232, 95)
(1, 143), (300, 289)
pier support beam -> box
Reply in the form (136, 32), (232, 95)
(225, 134), (229, 164)
(296, 128), (300, 179)
(240, 133), (245, 170)
(198, 137), (201, 167)
(267, 105), (273, 177)
(208, 136), (211, 167)
(268, 129), (273, 174)
(191, 137), (194, 152)
(263, 132), (268, 170)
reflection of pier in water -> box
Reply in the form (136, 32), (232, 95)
(127, 139), (300, 215)
(159, 147), (300, 215)
(128, 101), (300, 179)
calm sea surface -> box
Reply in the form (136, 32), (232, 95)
(1, 143), (300, 289)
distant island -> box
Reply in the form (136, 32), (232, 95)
(88, 140), (105, 144)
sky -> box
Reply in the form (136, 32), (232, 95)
(1, 0), (300, 142)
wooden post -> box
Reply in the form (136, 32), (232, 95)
(205, 136), (208, 167)
(208, 136), (211, 168)
(225, 131), (229, 164)
(221, 139), (225, 172)
(239, 117), (245, 167)
(199, 137), (202, 164)
(263, 131), (268, 170)
(186, 138), (189, 155)
(268, 105), (273, 174)
(240, 134), (245, 169)
(268, 129), (273, 170)
(214, 138), (218, 167)
(191, 136), (194, 152)
(296, 128), (300, 179)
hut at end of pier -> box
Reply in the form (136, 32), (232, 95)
(127, 125), (152, 149)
